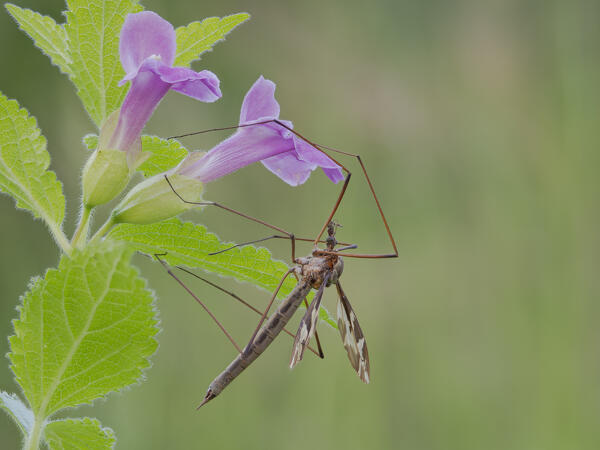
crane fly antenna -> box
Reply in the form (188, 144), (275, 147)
(336, 244), (358, 252)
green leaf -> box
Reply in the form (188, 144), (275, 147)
(108, 219), (336, 327)
(0, 391), (33, 436)
(138, 135), (188, 177)
(5, 4), (72, 76)
(84, 134), (188, 177)
(9, 242), (159, 417)
(108, 218), (296, 294)
(0, 93), (65, 229)
(83, 133), (99, 150)
(174, 13), (250, 67)
(64, 0), (143, 127)
(45, 418), (115, 450)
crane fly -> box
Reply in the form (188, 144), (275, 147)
(155, 119), (397, 407)
(197, 222), (368, 407)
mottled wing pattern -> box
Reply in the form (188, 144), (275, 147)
(336, 282), (370, 383)
(290, 272), (330, 368)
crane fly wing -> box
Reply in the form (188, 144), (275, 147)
(336, 281), (370, 383)
(290, 273), (330, 368)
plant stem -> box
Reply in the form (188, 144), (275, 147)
(71, 205), (93, 248)
(48, 223), (72, 255)
(23, 413), (44, 450)
(89, 216), (116, 245)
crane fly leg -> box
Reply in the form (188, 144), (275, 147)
(154, 254), (242, 353)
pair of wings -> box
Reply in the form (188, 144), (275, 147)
(289, 274), (370, 384)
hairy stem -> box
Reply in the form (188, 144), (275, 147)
(71, 205), (93, 248)
(23, 413), (44, 450)
(48, 223), (72, 255)
(89, 216), (116, 244)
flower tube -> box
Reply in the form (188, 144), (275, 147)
(83, 11), (221, 207)
(179, 76), (343, 186)
(113, 76), (343, 224)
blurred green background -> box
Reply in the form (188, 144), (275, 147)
(1, 0), (599, 448)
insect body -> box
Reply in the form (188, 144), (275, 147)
(199, 222), (369, 407)
(161, 118), (396, 408)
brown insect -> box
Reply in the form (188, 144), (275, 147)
(156, 120), (397, 407)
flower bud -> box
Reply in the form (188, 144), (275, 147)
(82, 149), (130, 207)
(112, 173), (202, 224)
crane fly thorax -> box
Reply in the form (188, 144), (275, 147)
(296, 254), (343, 290)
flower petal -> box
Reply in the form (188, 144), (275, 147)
(239, 76), (280, 124)
(270, 119), (294, 139)
(120, 59), (222, 102)
(293, 136), (340, 168)
(108, 69), (170, 153)
(168, 70), (222, 102)
(178, 125), (295, 182)
(322, 166), (345, 183)
(120, 11), (176, 76)
(292, 136), (344, 183)
(119, 56), (162, 86)
(261, 151), (316, 186)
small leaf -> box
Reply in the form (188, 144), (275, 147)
(0, 93), (65, 228)
(9, 242), (159, 417)
(138, 136), (188, 177)
(174, 13), (250, 67)
(5, 4), (72, 75)
(84, 134), (190, 178)
(83, 133), (99, 150)
(108, 219), (336, 327)
(64, 0), (143, 126)
(45, 417), (115, 450)
(0, 391), (33, 436)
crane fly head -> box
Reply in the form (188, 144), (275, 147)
(326, 221), (343, 250)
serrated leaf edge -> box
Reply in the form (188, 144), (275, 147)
(5, 3), (73, 75)
(45, 416), (116, 449)
(174, 12), (250, 66)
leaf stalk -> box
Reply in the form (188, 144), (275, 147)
(71, 205), (93, 248)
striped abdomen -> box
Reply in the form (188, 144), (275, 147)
(200, 279), (313, 405)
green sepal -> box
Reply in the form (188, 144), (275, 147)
(82, 149), (129, 207)
(112, 173), (202, 225)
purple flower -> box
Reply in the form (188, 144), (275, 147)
(178, 76), (344, 186)
(106, 11), (221, 160)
